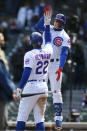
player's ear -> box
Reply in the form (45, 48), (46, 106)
(38, 41), (42, 46)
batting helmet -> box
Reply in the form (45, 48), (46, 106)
(54, 13), (66, 30)
(30, 32), (43, 46)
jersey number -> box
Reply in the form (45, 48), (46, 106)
(36, 60), (49, 74)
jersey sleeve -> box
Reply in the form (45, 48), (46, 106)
(36, 16), (45, 32)
(59, 46), (69, 68)
(62, 34), (71, 48)
(24, 52), (34, 68)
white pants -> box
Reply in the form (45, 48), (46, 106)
(48, 62), (63, 121)
(48, 62), (63, 103)
(17, 81), (48, 124)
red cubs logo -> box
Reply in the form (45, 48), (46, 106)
(53, 37), (63, 47)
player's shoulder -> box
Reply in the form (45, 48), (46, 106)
(24, 50), (35, 58)
(62, 29), (70, 39)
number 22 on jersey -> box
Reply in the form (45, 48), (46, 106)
(36, 60), (49, 74)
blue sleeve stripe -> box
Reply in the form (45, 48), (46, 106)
(45, 25), (51, 44)
(59, 46), (69, 68)
(37, 16), (45, 32)
(18, 67), (32, 89)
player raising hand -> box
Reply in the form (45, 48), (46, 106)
(37, 5), (71, 130)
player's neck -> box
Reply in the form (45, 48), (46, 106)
(33, 45), (41, 49)
(54, 28), (62, 31)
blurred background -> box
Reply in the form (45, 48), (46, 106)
(0, 0), (87, 130)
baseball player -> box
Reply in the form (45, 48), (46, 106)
(37, 6), (71, 130)
(13, 11), (53, 131)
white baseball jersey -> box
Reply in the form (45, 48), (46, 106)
(42, 25), (71, 105)
(42, 25), (71, 60)
(24, 43), (53, 81)
(17, 43), (53, 123)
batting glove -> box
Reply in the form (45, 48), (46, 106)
(56, 68), (63, 81)
(13, 88), (22, 100)
(44, 6), (52, 25)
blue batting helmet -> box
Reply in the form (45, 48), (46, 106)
(54, 13), (66, 30)
(30, 32), (43, 46)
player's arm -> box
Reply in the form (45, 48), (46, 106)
(45, 25), (51, 44)
(36, 6), (52, 32)
(56, 46), (69, 81)
(13, 52), (34, 100)
(44, 6), (52, 44)
(18, 67), (32, 89)
(59, 46), (69, 68)
(42, 7), (53, 55)
(41, 6), (53, 57)
(13, 67), (32, 100)
(36, 16), (45, 32)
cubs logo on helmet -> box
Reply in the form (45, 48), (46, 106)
(53, 37), (63, 47)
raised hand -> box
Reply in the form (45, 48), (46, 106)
(44, 5), (52, 25)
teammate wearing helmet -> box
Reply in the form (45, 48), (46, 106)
(13, 11), (53, 131)
(37, 6), (71, 130)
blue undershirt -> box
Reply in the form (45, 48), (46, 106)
(59, 46), (69, 68)
(37, 16), (45, 32)
(18, 67), (32, 89)
(45, 25), (51, 43)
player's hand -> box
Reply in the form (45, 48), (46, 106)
(44, 5), (52, 25)
(55, 68), (63, 81)
(13, 88), (22, 100)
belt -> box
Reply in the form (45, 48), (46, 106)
(50, 59), (59, 62)
(28, 79), (45, 82)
